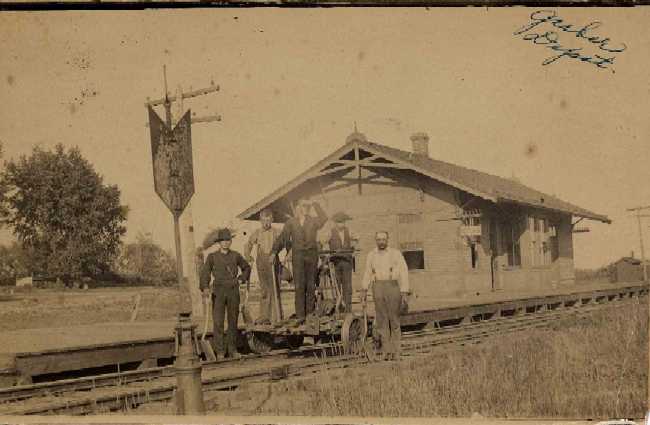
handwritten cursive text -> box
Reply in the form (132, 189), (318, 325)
(513, 10), (626, 70)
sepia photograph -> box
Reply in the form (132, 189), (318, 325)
(0, 7), (649, 423)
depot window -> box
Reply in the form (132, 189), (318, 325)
(501, 220), (522, 267)
(400, 242), (425, 270)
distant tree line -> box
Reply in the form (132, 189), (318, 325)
(113, 232), (176, 285)
(0, 143), (175, 287)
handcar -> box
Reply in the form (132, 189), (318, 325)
(243, 249), (370, 354)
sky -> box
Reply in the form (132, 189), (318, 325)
(0, 8), (649, 269)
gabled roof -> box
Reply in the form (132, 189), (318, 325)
(613, 257), (642, 266)
(238, 134), (611, 224)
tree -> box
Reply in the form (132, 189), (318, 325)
(114, 232), (175, 283)
(0, 242), (30, 284)
(0, 144), (128, 280)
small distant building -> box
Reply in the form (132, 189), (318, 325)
(608, 257), (645, 283)
(16, 276), (33, 288)
(238, 132), (610, 298)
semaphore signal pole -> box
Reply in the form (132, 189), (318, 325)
(144, 67), (221, 415)
(145, 66), (221, 316)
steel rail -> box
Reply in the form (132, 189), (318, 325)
(0, 296), (639, 416)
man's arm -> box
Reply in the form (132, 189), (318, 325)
(360, 251), (375, 292)
(271, 222), (290, 257)
(199, 253), (212, 291)
(237, 253), (252, 283)
(395, 250), (410, 294)
(312, 202), (328, 230)
(243, 229), (258, 262)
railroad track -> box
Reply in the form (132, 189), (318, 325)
(0, 295), (642, 416)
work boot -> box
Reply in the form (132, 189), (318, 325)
(383, 353), (396, 362)
(229, 351), (242, 360)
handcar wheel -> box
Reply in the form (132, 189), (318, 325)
(246, 331), (274, 354)
(341, 313), (366, 354)
(286, 335), (305, 351)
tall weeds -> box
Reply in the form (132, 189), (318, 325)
(266, 301), (648, 419)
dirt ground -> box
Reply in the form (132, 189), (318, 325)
(0, 284), (293, 332)
(0, 277), (618, 332)
(0, 286), (186, 332)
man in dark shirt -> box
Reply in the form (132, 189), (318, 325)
(271, 199), (328, 322)
(200, 228), (251, 359)
(329, 211), (354, 312)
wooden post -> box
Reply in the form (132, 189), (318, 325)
(173, 212), (191, 312)
(173, 214), (183, 279)
(627, 205), (650, 416)
(146, 70), (221, 317)
(354, 144), (361, 195)
(181, 201), (202, 318)
(636, 212), (647, 282)
(173, 86), (202, 319)
(146, 66), (221, 416)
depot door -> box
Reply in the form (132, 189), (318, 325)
(489, 220), (501, 291)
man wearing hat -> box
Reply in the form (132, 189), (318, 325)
(244, 208), (282, 324)
(329, 211), (354, 312)
(199, 228), (251, 359)
(271, 198), (328, 323)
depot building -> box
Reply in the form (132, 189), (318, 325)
(237, 131), (611, 299)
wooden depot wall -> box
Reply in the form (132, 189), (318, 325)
(291, 168), (577, 299)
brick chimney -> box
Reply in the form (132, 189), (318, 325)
(410, 132), (429, 157)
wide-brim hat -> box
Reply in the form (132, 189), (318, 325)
(202, 227), (235, 249)
(332, 211), (352, 223)
(216, 228), (233, 242)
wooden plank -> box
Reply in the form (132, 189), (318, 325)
(399, 283), (647, 327)
(316, 164), (354, 177)
(15, 340), (175, 376)
(354, 145), (361, 195)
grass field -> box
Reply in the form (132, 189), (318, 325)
(120, 294), (649, 418)
(247, 300), (647, 419)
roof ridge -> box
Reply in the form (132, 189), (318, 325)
(237, 135), (610, 224)
(359, 138), (608, 222)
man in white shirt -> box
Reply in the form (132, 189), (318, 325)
(244, 208), (282, 324)
(360, 231), (410, 361)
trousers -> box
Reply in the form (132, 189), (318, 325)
(292, 251), (318, 319)
(334, 260), (353, 311)
(372, 280), (402, 356)
(212, 285), (240, 356)
(256, 257), (282, 322)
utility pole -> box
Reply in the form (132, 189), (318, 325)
(628, 205), (650, 418)
(145, 66), (221, 318)
(627, 205), (650, 282)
